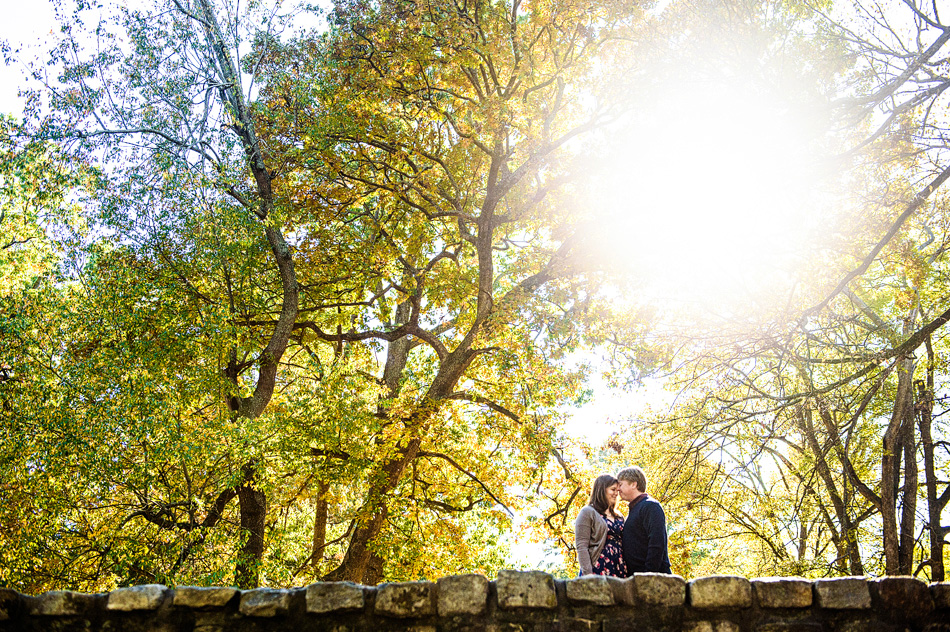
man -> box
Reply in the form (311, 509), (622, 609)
(616, 466), (672, 574)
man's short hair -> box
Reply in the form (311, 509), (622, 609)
(616, 466), (647, 493)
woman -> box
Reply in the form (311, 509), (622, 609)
(574, 473), (627, 576)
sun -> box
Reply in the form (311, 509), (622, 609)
(588, 78), (829, 308)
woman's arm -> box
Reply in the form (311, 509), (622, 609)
(574, 507), (595, 575)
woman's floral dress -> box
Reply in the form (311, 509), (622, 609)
(592, 513), (627, 577)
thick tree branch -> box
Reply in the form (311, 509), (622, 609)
(416, 450), (513, 516)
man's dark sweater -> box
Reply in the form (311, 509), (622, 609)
(622, 494), (672, 574)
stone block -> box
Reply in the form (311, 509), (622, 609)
(834, 620), (900, 632)
(932, 582), (950, 609)
(441, 624), (491, 632)
(635, 573), (686, 606)
(683, 621), (740, 632)
(871, 576), (933, 614)
(0, 589), (18, 621)
(496, 570), (557, 610)
(173, 586), (238, 609)
(559, 618), (603, 632)
(193, 610), (235, 632)
(689, 576), (752, 608)
(566, 575), (614, 606)
(107, 584), (167, 611)
(752, 577), (812, 608)
(437, 574), (489, 616)
(602, 619), (649, 632)
(239, 588), (291, 617)
(490, 624), (531, 632)
(755, 624), (822, 632)
(605, 576), (635, 606)
(306, 581), (365, 614)
(813, 577), (871, 609)
(376, 581), (436, 618)
(28, 590), (98, 616)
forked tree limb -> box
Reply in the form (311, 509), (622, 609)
(804, 162), (950, 319)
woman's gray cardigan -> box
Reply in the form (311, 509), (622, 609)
(574, 505), (608, 575)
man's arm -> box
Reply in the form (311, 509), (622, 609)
(643, 503), (669, 572)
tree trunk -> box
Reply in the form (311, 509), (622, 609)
(325, 504), (390, 584)
(364, 550), (386, 585)
(236, 462), (267, 588)
(798, 404), (864, 574)
(919, 337), (944, 580)
(322, 301), (411, 584)
(311, 480), (330, 575)
(883, 353), (914, 574)
(899, 395), (918, 574)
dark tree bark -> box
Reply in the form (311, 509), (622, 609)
(798, 404), (865, 574)
(919, 336), (945, 580)
(236, 462), (267, 589)
(311, 480), (330, 575)
(899, 394), (918, 575)
(193, 0), (300, 586)
(883, 353), (915, 574)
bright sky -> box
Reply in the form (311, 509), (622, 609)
(590, 79), (828, 313)
(0, 2), (57, 119)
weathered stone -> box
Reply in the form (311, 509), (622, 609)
(814, 577), (871, 609)
(441, 624), (490, 632)
(565, 575), (614, 606)
(107, 584), (167, 611)
(932, 582), (950, 609)
(489, 624), (531, 632)
(871, 576), (933, 614)
(605, 576), (635, 606)
(0, 589), (18, 621)
(238, 588), (291, 617)
(755, 624), (822, 632)
(438, 574), (489, 616)
(27, 590), (98, 616)
(376, 581), (436, 618)
(689, 576), (752, 608)
(752, 577), (812, 608)
(496, 570), (557, 610)
(835, 620), (899, 632)
(173, 586), (238, 609)
(193, 610), (231, 632)
(306, 581), (365, 614)
(635, 573), (687, 606)
(683, 621), (740, 632)
(560, 618), (602, 632)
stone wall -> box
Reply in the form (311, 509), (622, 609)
(2, 571), (949, 632)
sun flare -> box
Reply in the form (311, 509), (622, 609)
(591, 79), (828, 307)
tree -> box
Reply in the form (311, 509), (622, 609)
(254, 0), (664, 583)
(3, 0), (664, 589)
(575, 0), (950, 579)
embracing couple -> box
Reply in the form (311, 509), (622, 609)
(574, 466), (672, 577)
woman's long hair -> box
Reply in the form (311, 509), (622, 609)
(588, 474), (618, 515)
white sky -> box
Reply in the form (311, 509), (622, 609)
(0, 2), (57, 118)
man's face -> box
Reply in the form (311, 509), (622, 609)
(617, 479), (640, 501)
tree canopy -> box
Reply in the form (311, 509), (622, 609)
(2, 0), (950, 590)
